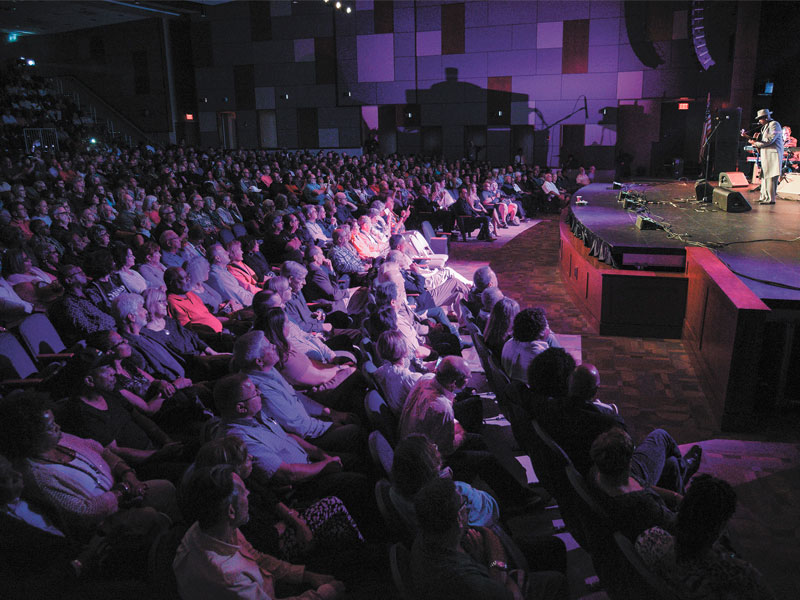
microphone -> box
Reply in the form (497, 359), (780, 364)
(583, 96), (588, 118)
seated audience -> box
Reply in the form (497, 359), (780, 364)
(192, 436), (365, 572)
(0, 392), (177, 539)
(477, 286), (504, 331)
(165, 266), (225, 334)
(112, 292), (189, 381)
(399, 356), (538, 512)
(174, 464), (344, 600)
(390, 434), (499, 530)
(483, 297), (520, 358)
(136, 241), (167, 290)
(112, 243), (147, 294)
(589, 428), (700, 541)
(304, 244), (348, 311)
(636, 474), (776, 599)
(84, 249), (127, 313)
(49, 264), (116, 345)
(225, 239), (261, 294)
(257, 307), (361, 409)
(214, 374), (375, 533)
(410, 478), (567, 600)
(373, 329), (424, 415)
(232, 329), (360, 453)
(465, 266), (497, 316)
(207, 242), (254, 307)
(3, 247), (61, 308)
(501, 307), (561, 383)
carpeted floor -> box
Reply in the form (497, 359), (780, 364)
(447, 214), (800, 599)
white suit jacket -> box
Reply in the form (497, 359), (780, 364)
(755, 119), (784, 178)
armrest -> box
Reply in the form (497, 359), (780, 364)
(1, 377), (45, 389)
(36, 352), (75, 364)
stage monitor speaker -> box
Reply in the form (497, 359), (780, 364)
(713, 187), (751, 212)
(777, 173), (800, 196)
(635, 215), (661, 230)
(695, 180), (713, 203)
(718, 171), (749, 187)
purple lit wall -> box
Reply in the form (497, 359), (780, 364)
(189, 0), (755, 175)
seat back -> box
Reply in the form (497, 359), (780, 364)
(501, 381), (540, 460)
(368, 430), (394, 477)
(364, 389), (397, 445)
(218, 228), (235, 245)
(613, 531), (682, 600)
(361, 359), (380, 393)
(420, 220), (436, 244)
(458, 298), (475, 324)
(470, 329), (495, 391)
(17, 313), (66, 356)
(529, 419), (588, 546)
(147, 524), (188, 599)
(486, 354), (511, 404)
(389, 542), (415, 599)
(565, 463), (613, 555)
(232, 223), (248, 238)
(375, 479), (412, 544)
(0, 332), (38, 379)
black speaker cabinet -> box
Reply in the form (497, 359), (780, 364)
(713, 187), (752, 212)
(695, 180), (713, 203)
(714, 108), (742, 174)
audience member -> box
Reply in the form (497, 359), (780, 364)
(636, 474), (776, 599)
(173, 464), (344, 600)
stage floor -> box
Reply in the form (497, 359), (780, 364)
(570, 181), (800, 304)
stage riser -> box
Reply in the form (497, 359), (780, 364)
(683, 248), (770, 431)
(560, 223), (687, 339)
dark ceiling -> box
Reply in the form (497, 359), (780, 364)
(0, 0), (230, 37)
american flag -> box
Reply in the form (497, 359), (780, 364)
(699, 92), (711, 163)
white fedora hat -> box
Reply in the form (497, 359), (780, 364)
(756, 108), (773, 119)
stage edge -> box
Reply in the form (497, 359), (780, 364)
(683, 247), (770, 431)
(559, 221), (687, 339)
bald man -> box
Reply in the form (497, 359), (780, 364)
(567, 363), (618, 415)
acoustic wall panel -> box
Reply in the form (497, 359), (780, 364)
(512, 23), (538, 50)
(357, 34), (394, 82)
(294, 39), (315, 62)
(588, 44), (619, 73)
(487, 50), (538, 77)
(416, 4), (441, 32)
(416, 31), (441, 56)
(589, 17), (621, 46)
(374, 0), (394, 34)
(617, 70), (643, 99)
(563, 19), (590, 74)
(537, 21), (563, 49)
(465, 25), (512, 53)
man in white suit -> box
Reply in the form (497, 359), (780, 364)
(749, 108), (784, 205)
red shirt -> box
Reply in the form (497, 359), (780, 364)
(167, 291), (223, 333)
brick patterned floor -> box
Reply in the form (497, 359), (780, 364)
(448, 214), (800, 599)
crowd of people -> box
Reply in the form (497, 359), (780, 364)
(0, 60), (773, 599)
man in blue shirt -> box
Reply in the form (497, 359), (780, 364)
(232, 330), (361, 454)
(214, 373), (375, 533)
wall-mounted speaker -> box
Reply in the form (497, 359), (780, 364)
(713, 187), (752, 212)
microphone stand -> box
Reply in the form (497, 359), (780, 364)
(535, 106), (588, 167)
(700, 118), (725, 202)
